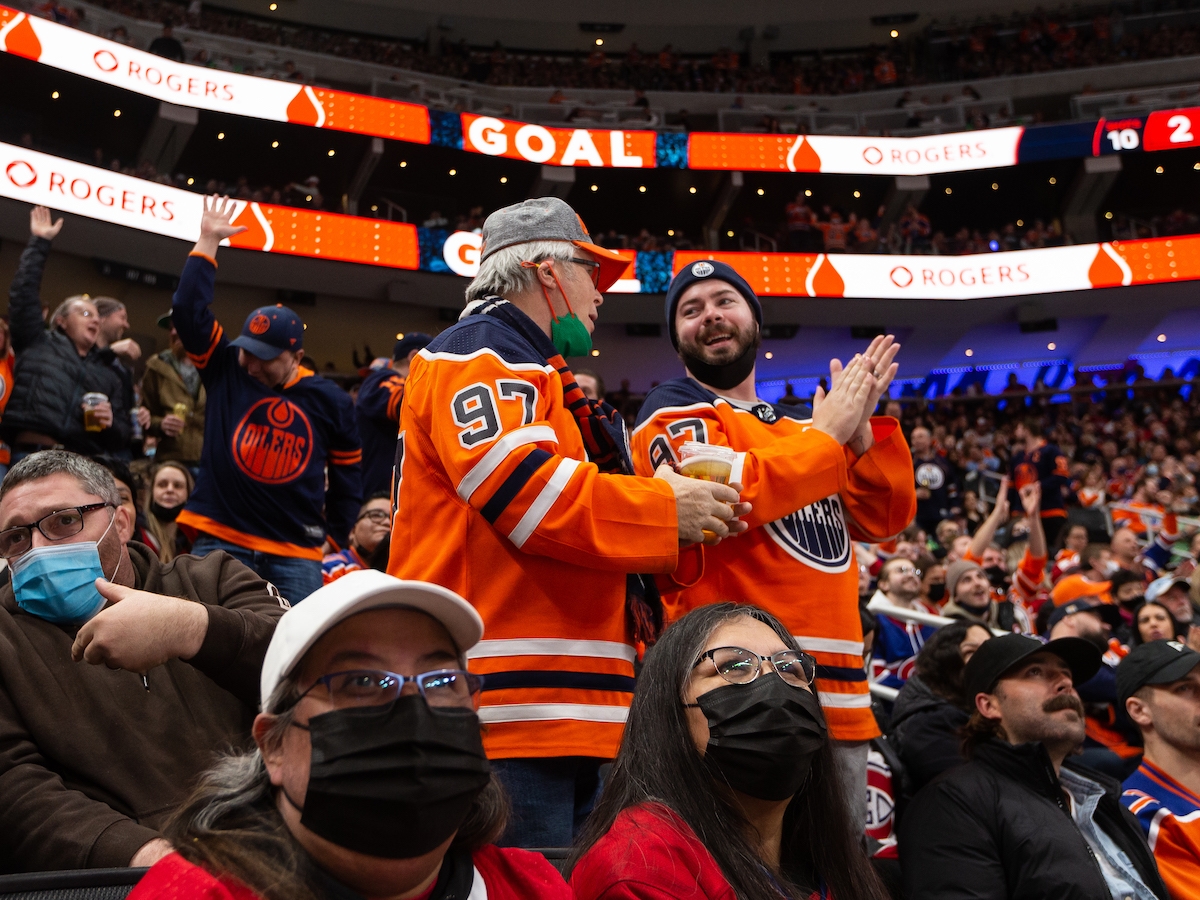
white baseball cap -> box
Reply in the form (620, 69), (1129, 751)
(259, 569), (484, 709)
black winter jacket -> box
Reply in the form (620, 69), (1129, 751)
(899, 739), (1169, 900)
(887, 674), (970, 801)
(4, 236), (131, 454)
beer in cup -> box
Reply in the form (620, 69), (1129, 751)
(678, 442), (737, 543)
(172, 402), (190, 420)
(82, 393), (108, 433)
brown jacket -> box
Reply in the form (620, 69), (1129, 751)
(0, 542), (287, 872)
(142, 352), (206, 465)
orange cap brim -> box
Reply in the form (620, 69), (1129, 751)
(573, 240), (630, 293)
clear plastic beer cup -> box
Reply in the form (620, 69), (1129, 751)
(678, 442), (737, 544)
(82, 393), (108, 432)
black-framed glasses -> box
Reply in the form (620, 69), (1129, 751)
(356, 509), (391, 525)
(570, 257), (601, 286)
(693, 646), (817, 689)
(300, 668), (485, 711)
(0, 502), (113, 559)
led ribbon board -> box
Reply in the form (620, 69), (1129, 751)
(0, 142), (420, 267)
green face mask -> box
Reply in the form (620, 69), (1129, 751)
(550, 312), (593, 358)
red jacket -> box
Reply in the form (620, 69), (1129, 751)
(129, 845), (572, 900)
(571, 802), (826, 900)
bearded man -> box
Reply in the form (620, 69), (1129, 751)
(630, 260), (917, 830)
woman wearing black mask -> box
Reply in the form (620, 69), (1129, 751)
(128, 571), (571, 900)
(142, 461), (194, 562)
(570, 603), (888, 900)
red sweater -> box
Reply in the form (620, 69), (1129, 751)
(571, 802), (825, 900)
(128, 845), (572, 900)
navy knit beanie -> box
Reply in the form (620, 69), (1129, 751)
(664, 260), (762, 349)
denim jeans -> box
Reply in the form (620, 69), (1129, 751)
(191, 534), (323, 605)
(491, 756), (606, 849)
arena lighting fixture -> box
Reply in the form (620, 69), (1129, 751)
(113, 109), (121, 117)
(305, 194), (312, 201)
(396, 332), (405, 340)
(965, 349), (974, 357)
(51, 91), (59, 99)
(591, 184), (598, 191)
(689, 186), (697, 193)
(639, 185), (646, 192)
(853, 190), (861, 198)
(1047, 342), (1056, 350)
(667, 229), (675, 236)
(271, 141), (279, 148)
(499, 176), (507, 183)
(217, 132), (225, 139)
(757, 188), (765, 195)
(890, 29), (899, 37)
(1049, 177), (1056, 184)
(371, 205), (378, 211)
(1105, 211), (1113, 219)
(804, 189), (812, 197)
(186, 177), (194, 185)
(449, 168), (456, 175)
(400, 161), (408, 167)
(1158, 333), (1168, 342)
(595, 39), (604, 46)
(590, 349), (600, 357)
(992, 182), (999, 190)
(269, 2), (277, 8)
(1016, 218), (1024, 226)
(765, 351), (774, 359)
(1156, 166), (1165, 174)
(944, 187), (952, 194)
(727, 230), (735, 237)
(328, 149), (335, 157)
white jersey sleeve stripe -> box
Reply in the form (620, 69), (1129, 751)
(795, 636), (866, 656)
(478, 703), (631, 724)
(456, 425), (559, 503)
(817, 692), (873, 709)
(508, 457), (580, 548)
(467, 638), (638, 662)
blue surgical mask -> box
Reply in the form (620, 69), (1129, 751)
(11, 515), (120, 625)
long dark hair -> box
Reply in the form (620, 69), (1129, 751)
(165, 672), (508, 900)
(569, 603), (887, 900)
(914, 621), (981, 709)
(1131, 600), (1185, 645)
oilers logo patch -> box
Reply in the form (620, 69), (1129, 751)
(765, 495), (851, 572)
(914, 461), (945, 490)
(752, 403), (777, 423)
(691, 261), (714, 277)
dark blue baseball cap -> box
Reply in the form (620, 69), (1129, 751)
(393, 332), (433, 361)
(230, 305), (305, 360)
(664, 260), (762, 350)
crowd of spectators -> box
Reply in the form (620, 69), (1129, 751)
(38, 0), (1200, 101)
(0, 191), (1197, 898)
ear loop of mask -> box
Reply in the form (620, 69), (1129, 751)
(98, 508), (124, 585)
(521, 260), (576, 323)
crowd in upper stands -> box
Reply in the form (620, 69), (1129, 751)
(0, 193), (1197, 899)
(36, 0), (1200, 101)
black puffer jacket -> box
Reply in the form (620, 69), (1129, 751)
(899, 739), (1169, 900)
(887, 674), (970, 802)
(4, 236), (130, 454)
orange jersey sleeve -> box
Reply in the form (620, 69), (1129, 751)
(840, 418), (917, 541)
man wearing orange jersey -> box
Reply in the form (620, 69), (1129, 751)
(631, 260), (915, 830)
(388, 199), (745, 848)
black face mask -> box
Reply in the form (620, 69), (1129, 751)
(150, 500), (182, 522)
(1120, 593), (1145, 611)
(983, 565), (1009, 589)
(680, 328), (761, 392)
(285, 695), (491, 859)
(693, 674), (828, 801)
(927, 583), (946, 603)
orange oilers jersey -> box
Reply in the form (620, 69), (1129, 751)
(1123, 760), (1200, 900)
(387, 302), (680, 760)
(631, 378), (917, 741)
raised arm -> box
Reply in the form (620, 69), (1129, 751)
(967, 476), (1010, 561)
(8, 207), (63, 353)
(171, 196), (247, 369)
(1019, 481), (1047, 561)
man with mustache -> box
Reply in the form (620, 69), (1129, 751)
(1119, 641), (1200, 899)
(900, 634), (1168, 900)
(630, 260), (916, 830)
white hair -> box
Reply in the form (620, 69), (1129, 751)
(465, 240), (577, 304)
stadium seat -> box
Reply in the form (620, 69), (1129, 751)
(0, 868), (147, 900)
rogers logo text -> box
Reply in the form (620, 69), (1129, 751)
(863, 141), (988, 167)
(92, 49), (234, 101)
(891, 263), (1031, 289)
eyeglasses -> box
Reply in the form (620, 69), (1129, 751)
(300, 668), (484, 711)
(692, 646), (817, 689)
(0, 502), (113, 559)
(570, 257), (601, 287)
(356, 509), (391, 525)
(890, 565), (922, 578)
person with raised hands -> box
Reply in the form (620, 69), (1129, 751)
(169, 196), (362, 604)
(630, 260), (916, 832)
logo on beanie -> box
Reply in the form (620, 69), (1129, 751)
(691, 262), (715, 277)
(248, 314), (271, 335)
(231, 397), (313, 484)
(765, 495), (851, 572)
